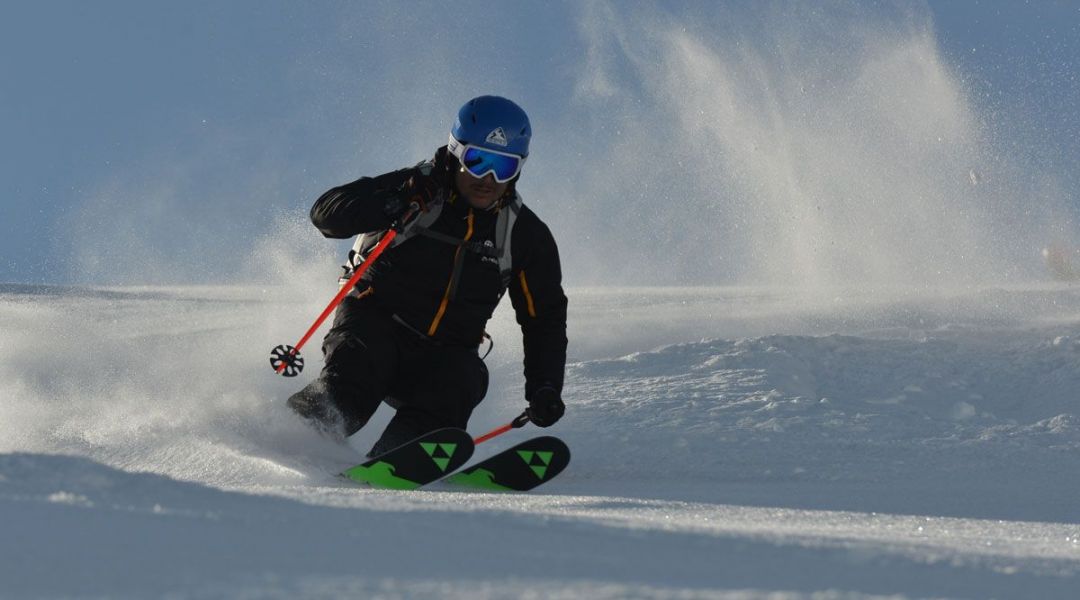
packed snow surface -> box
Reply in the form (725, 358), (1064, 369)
(2, 283), (1080, 598)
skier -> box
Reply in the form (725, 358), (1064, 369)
(287, 96), (567, 457)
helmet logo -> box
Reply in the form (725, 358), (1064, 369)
(485, 127), (508, 147)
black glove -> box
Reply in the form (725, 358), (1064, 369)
(402, 171), (439, 211)
(527, 386), (565, 427)
(383, 148), (452, 224)
(381, 173), (433, 225)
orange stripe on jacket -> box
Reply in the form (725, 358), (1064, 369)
(518, 270), (537, 318)
(427, 209), (475, 336)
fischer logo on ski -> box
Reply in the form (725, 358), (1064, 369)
(446, 436), (570, 492)
(517, 450), (555, 479)
(421, 442), (459, 472)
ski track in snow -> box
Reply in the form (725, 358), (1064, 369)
(2, 284), (1080, 598)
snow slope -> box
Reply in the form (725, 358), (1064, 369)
(2, 283), (1080, 598)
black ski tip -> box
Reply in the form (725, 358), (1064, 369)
(270, 344), (304, 377)
(448, 435), (570, 492)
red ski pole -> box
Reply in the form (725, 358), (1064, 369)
(473, 411), (530, 445)
(270, 204), (420, 377)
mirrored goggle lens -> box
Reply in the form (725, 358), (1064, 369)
(461, 147), (522, 182)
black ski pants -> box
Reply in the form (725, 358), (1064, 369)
(319, 295), (488, 455)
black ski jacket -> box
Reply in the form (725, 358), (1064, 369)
(310, 151), (568, 399)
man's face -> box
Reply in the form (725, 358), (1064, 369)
(455, 167), (509, 210)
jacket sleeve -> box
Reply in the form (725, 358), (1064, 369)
(309, 167), (415, 239)
(508, 215), (569, 400)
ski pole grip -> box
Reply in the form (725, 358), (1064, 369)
(391, 202), (422, 232)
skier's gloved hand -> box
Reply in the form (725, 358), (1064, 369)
(401, 170), (438, 212)
(382, 148), (451, 224)
(381, 193), (410, 222)
(382, 193), (419, 226)
(382, 173), (434, 226)
(527, 386), (564, 428)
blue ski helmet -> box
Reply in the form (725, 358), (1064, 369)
(451, 96), (531, 157)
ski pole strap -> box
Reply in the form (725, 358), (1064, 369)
(511, 411), (530, 428)
(473, 411), (530, 445)
(391, 202), (422, 233)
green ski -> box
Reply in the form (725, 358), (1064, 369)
(342, 428), (474, 490)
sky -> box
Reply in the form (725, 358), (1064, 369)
(2, 1), (1079, 288)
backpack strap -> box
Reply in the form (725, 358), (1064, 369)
(392, 190), (520, 275)
(339, 180), (522, 291)
(497, 193), (522, 287)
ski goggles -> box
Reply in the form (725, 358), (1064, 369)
(448, 136), (526, 183)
